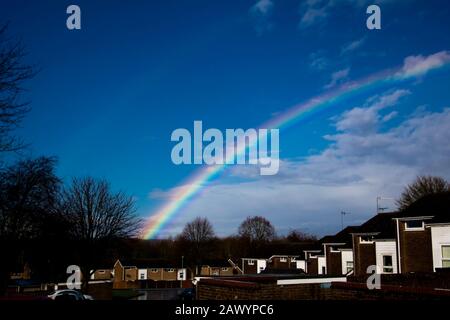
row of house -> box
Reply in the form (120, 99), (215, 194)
(302, 192), (450, 277)
(239, 192), (450, 277)
(90, 192), (449, 288)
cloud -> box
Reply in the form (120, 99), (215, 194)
(396, 50), (450, 79)
(251, 0), (274, 16)
(324, 68), (350, 89)
(153, 90), (450, 238)
(299, 0), (391, 28)
(341, 37), (366, 55)
(250, 0), (274, 35)
(309, 51), (329, 70)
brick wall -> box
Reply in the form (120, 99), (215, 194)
(353, 236), (376, 277)
(326, 247), (343, 275)
(399, 222), (433, 273)
(196, 279), (450, 300)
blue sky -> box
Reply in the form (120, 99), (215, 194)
(2, 0), (450, 237)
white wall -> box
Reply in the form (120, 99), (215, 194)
(340, 250), (353, 275)
(318, 256), (326, 275)
(256, 259), (266, 274)
(431, 225), (450, 271)
(177, 268), (187, 280)
(138, 269), (147, 280)
(375, 241), (398, 274)
(296, 260), (306, 271)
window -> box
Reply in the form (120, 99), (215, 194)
(360, 236), (374, 244)
(247, 260), (255, 265)
(221, 267), (228, 271)
(442, 245), (450, 268)
(150, 268), (158, 273)
(279, 257), (287, 262)
(165, 268), (175, 273)
(98, 270), (105, 274)
(139, 273), (146, 280)
(346, 261), (354, 274)
(383, 255), (394, 273)
(405, 220), (424, 230)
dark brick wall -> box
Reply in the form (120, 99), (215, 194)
(306, 258), (318, 275)
(243, 262), (257, 274)
(399, 222), (433, 273)
(353, 236), (376, 277)
(196, 281), (449, 300)
(326, 247), (343, 276)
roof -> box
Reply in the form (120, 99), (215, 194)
(399, 191), (450, 224)
(354, 211), (398, 239)
(320, 226), (359, 247)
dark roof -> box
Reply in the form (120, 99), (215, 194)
(399, 192), (450, 224)
(353, 211), (398, 239)
(320, 226), (359, 247)
(200, 259), (232, 267)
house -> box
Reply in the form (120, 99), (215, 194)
(241, 258), (267, 274)
(320, 226), (358, 276)
(266, 255), (300, 271)
(304, 250), (321, 275)
(90, 268), (113, 280)
(351, 212), (399, 277)
(113, 259), (188, 283)
(394, 192), (450, 273)
(199, 260), (240, 276)
(351, 191), (450, 277)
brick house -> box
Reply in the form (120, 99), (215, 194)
(394, 192), (450, 273)
(113, 259), (188, 285)
(241, 258), (267, 274)
(199, 260), (241, 276)
(320, 226), (358, 276)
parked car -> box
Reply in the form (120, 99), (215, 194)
(178, 288), (195, 301)
(48, 289), (93, 301)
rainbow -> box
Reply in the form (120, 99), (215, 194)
(143, 54), (450, 239)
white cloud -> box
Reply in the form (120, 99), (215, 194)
(299, 0), (392, 28)
(251, 0), (274, 16)
(341, 37), (366, 55)
(396, 51), (450, 79)
(250, 0), (274, 35)
(309, 51), (329, 70)
(154, 91), (450, 238)
(324, 68), (350, 89)
(335, 89), (410, 134)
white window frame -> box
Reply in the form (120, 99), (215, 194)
(404, 220), (425, 231)
(346, 261), (354, 273)
(221, 267), (228, 271)
(247, 260), (255, 265)
(382, 255), (394, 273)
(279, 257), (287, 263)
(442, 245), (450, 268)
(360, 236), (374, 244)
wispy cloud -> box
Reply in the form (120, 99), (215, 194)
(324, 68), (350, 89)
(250, 0), (274, 35)
(299, 0), (390, 29)
(309, 51), (329, 70)
(396, 50), (450, 78)
(341, 37), (366, 55)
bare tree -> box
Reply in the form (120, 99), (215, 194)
(180, 217), (215, 243)
(286, 229), (317, 242)
(61, 177), (142, 288)
(0, 24), (35, 153)
(0, 157), (60, 293)
(238, 216), (275, 242)
(397, 175), (449, 211)
(178, 217), (215, 268)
